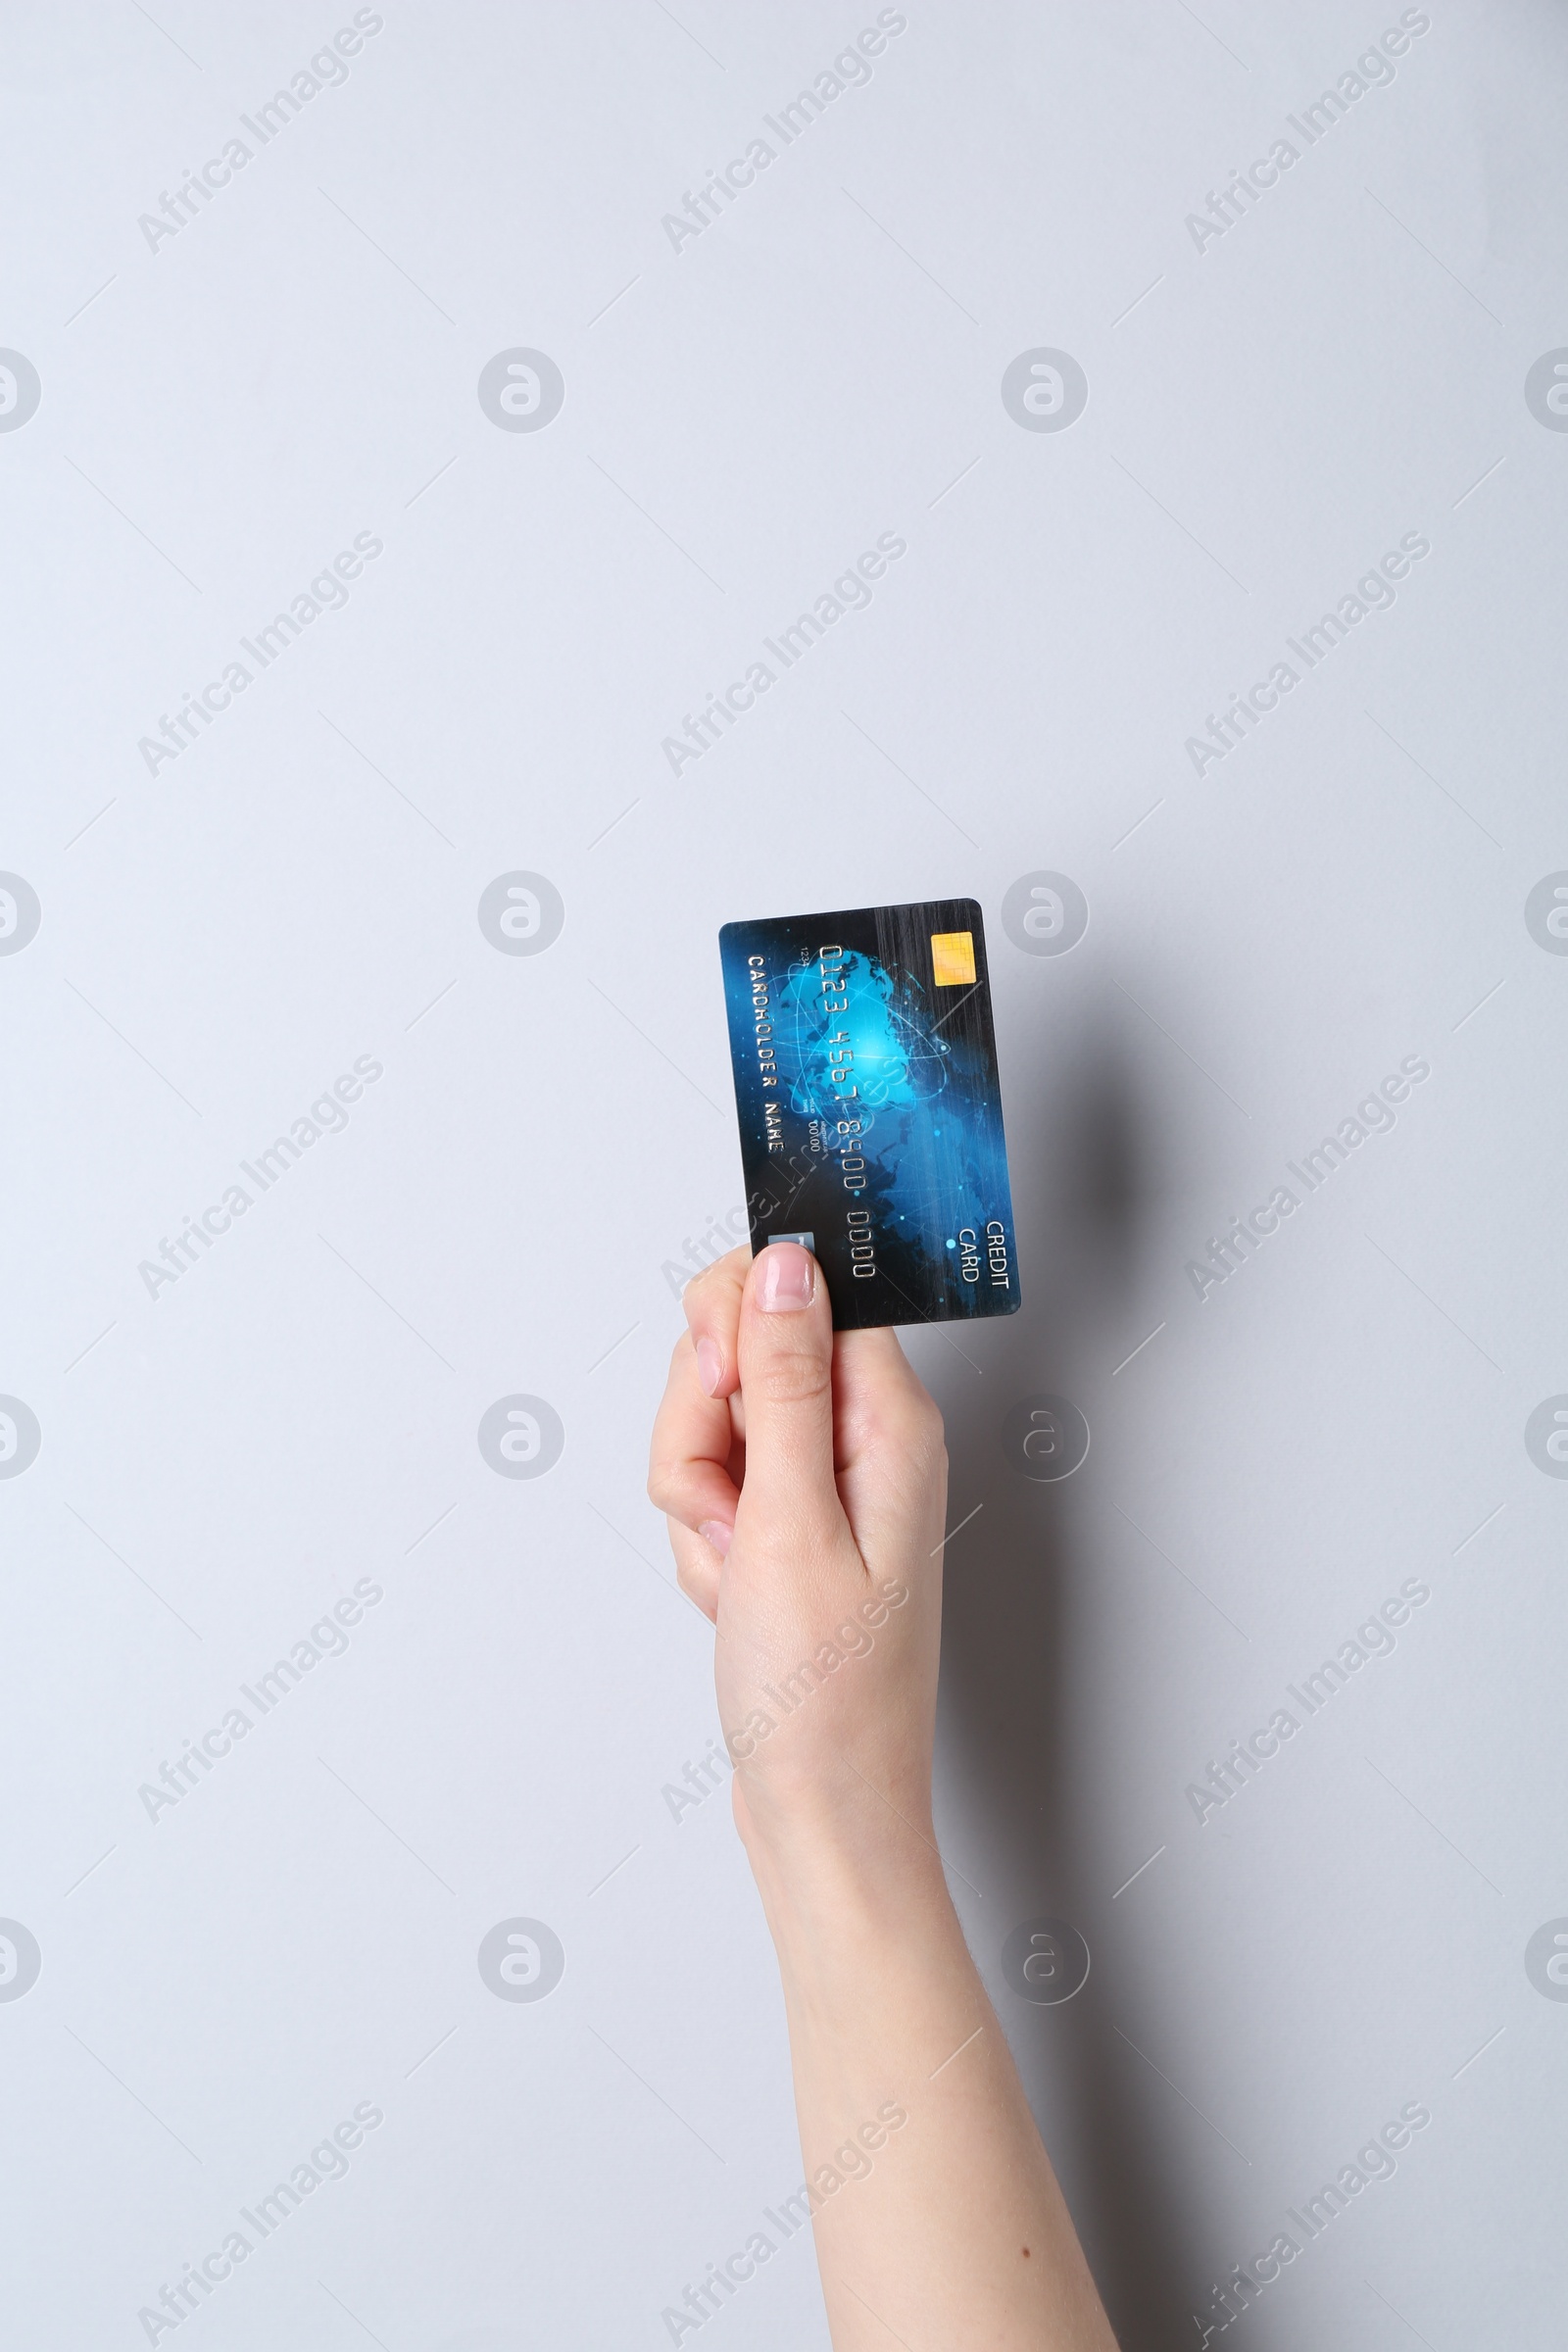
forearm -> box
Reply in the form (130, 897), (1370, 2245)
(748, 1827), (1118, 2352)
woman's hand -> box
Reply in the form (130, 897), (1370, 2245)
(648, 1239), (949, 1874)
(647, 1238), (1120, 2350)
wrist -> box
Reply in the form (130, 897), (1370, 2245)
(740, 1800), (965, 1984)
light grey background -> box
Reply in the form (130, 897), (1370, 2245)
(3, 3), (1565, 2345)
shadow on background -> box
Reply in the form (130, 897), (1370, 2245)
(935, 1004), (1209, 2351)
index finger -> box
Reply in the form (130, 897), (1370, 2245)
(648, 1329), (742, 1549)
(682, 1242), (752, 1400)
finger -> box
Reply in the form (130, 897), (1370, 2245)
(831, 1325), (948, 1565)
(666, 1518), (721, 1623)
(831, 1325), (943, 1467)
(648, 1331), (742, 1553)
(681, 1242), (751, 1400)
(733, 1241), (844, 1544)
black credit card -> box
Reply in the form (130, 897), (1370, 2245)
(718, 899), (1021, 1331)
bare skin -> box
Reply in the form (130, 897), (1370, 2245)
(650, 1240), (1119, 2351)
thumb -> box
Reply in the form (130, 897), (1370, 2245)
(734, 1242), (842, 1544)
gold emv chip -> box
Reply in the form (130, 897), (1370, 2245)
(930, 931), (976, 987)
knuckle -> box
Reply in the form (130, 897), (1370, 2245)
(879, 1386), (945, 1450)
(900, 1428), (946, 1491)
(684, 1249), (741, 1307)
(913, 1394), (947, 1454)
(755, 1348), (833, 1410)
(646, 1458), (677, 1513)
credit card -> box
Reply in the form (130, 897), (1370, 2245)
(718, 899), (1021, 1331)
